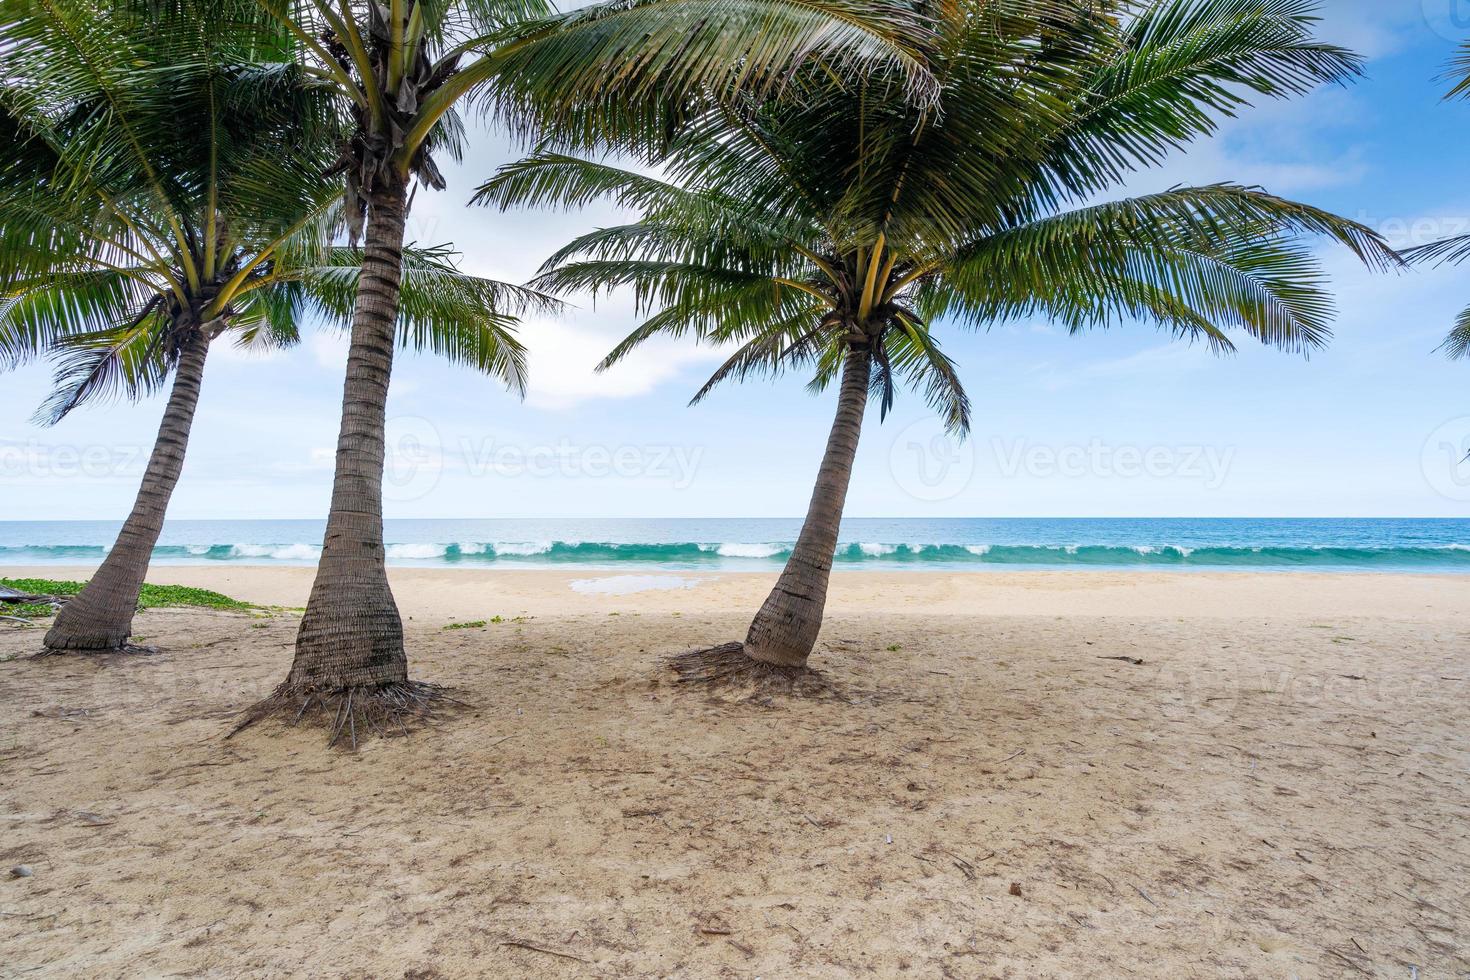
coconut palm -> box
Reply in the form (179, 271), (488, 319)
(0, 0), (542, 659)
(479, 0), (1400, 681)
(245, 0), (938, 737)
(1403, 37), (1470, 354)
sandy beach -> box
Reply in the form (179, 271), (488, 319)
(2, 566), (1468, 977)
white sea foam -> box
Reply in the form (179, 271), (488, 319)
(715, 543), (784, 558)
(230, 543), (321, 561)
(965, 545), (992, 556)
(491, 541), (554, 556)
(385, 543), (447, 560)
(858, 542), (897, 556)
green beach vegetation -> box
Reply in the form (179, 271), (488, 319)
(1, 577), (251, 620)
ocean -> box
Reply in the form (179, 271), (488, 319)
(1, 518), (1469, 572)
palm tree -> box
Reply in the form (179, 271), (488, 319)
(1404, 37), (1470, 353)
(246, 0), (939, 736)
(480, 0), (1401, 682)
(0, 0), (541, 658)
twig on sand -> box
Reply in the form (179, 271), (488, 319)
(999, 749), (1026, 764)
(622, 808), (664, 819)
(1098, 656), (1145, 666)
(0, 587), (63, 605)
(1325, 947), (1373, 976)
(500, 939), (589, 963)
(1133, 884), (1159, 908)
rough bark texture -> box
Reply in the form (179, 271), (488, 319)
(744, 345), (871, 665)
(43, 330), (211, 652)
(290, 179), (408, 687)
(237, 179), (444, 747)
(671, 344), (871, 684)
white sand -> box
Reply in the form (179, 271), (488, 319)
(2, 567), (1467, 977)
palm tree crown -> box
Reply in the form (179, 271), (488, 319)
(259, 0), (939, 239)
(0, 0), (544, 416)
(482, 0), (1399, 431)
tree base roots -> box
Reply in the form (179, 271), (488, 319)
(229, 680), (456, 749)
(36, 642), (158, 657)
(668, 642), (832, 697)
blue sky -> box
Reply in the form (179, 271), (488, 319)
(5, 1), (1470, 520)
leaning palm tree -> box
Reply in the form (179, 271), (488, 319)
(480, 0), (1400, 682)
(247, 0), (938, 736)
(1404, 37), (1470, 354)
(0, 0), (541, 658)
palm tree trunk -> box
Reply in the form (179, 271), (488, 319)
(234, 177), (448, 747)
(285, 179), (410, 693)
(44, 329), (211, 651)
(743, 344), (872, 667)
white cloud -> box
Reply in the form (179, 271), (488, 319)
(518, 311), (724, 410)
(1030, 343), (1214, 391)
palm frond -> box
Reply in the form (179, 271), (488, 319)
(1404, 234), (1470, 269)
(34, 314), (172, 424)
(1047, 0), (1363, 196)
(1446, 38), (1470, 101)
(936, 184), (1395, 353)
(275, 246), (553, 394)
(885, 316), (970, 434)
(446, 0), (940, 153)
(1437, 304), (1470, 360)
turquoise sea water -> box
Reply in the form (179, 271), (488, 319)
(2, 518), (1469, 572)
